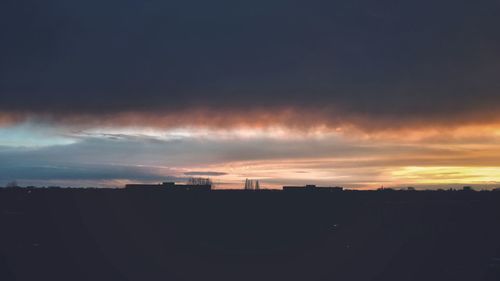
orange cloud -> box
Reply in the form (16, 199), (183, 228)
(4, 105), (500, 135)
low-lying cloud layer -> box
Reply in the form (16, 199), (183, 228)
(2, 126), (500, 188)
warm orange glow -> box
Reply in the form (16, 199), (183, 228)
(391, 166), (500, 185)
(4, 110), (500, 189)
(79, 122), (500, 189)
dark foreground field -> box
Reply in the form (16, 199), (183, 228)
(1, 189), (500, 281)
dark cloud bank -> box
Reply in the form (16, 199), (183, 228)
(1, 0), (500, 128)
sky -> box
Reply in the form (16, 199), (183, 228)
(1, 0), (500, 189)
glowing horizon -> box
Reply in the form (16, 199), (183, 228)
(2, 119), (500, 190)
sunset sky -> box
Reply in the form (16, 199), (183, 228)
(1, 0), (500, 189)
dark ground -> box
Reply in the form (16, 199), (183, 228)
(1, 188), (500, 281)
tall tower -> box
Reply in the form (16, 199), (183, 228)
(244, 179), (260, 190)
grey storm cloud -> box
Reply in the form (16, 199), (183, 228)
(1, 0), (500, 126)
(0, 164), (162, 181)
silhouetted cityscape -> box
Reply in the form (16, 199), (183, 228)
(2, 185), (500, 281)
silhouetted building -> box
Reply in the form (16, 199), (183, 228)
(377, 187), (395, 191)
(125, 182), (169, 189)
(282, 184), (343, 191)
(181, 184), (211, 191)
(125, 182), (211, 191)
